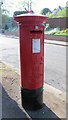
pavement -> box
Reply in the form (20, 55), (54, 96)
(0, 61), (66, 119)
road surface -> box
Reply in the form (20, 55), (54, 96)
(0, 34), (66, 91)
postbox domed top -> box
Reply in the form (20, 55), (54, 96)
(14, 13), (48, 24)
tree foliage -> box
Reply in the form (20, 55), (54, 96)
(46, 7), (68, 18)
(2, 7), (10, 25)
(2, 14), (9, 23)
(46, 13), (55, 18)
(2, 9), (9, 15)
(40, 8), (52, 15)
(13, 11), (27, 16)
(57, 8), (68, 17)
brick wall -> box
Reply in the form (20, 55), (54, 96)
(47, 17), (68, 29)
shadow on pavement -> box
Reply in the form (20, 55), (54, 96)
(26, 104), (61, 120)
(1, 82), (61, 120)
(2, 84), (29, 119)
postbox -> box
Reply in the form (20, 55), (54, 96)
(14, 13), (48, 110)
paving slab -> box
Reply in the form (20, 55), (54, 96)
(0, 61), (66, 119)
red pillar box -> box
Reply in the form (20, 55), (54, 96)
(14, 13), (48, 110)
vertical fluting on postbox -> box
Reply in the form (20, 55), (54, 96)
(14, 14), (48, 110)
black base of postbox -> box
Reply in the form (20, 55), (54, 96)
(21, 87), (44, 110)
